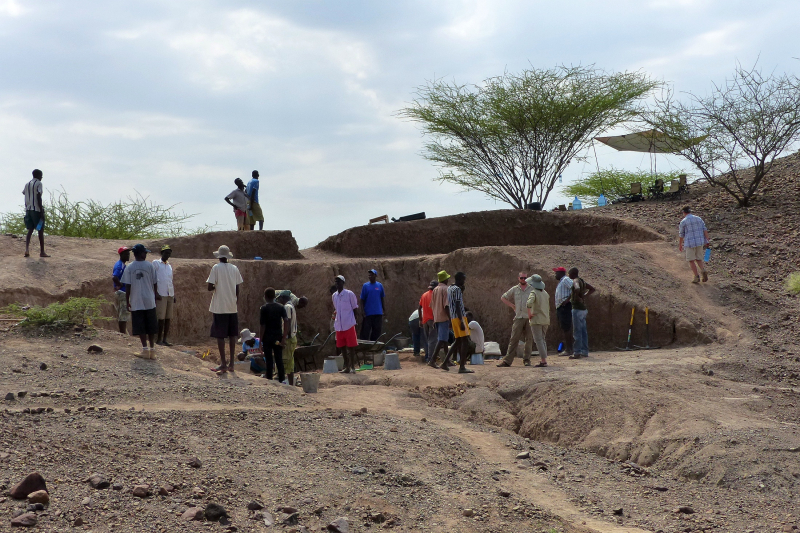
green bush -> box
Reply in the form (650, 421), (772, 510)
(561, 167), (690, 206)
(785, 272), (800, 295)
(3, 297), (111, 329)
(0, 188), (216, 239)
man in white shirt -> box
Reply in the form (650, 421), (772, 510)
(332, 275), (359, 374)
(206, 245), (244, 373)
(465, 311), (484, 357)
(152, 245), (176, 346)
(121, 244), (159, 359)
(278, 290), (298, 385)
(498, 272), (534, 367)
(22, 169), (49, 258)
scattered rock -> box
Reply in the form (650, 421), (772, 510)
(516, 451), (530, 460)
(281, 506), (298, 514)
(675, 506), (695, 514)
(498, 488), (511, 497)
(158, 484), (173, 496)
(187, 457), (202, 468)
(205, 503), (228, 521)
(132, 484), (150, 498)
(182, 507), (204, 521)
(612, 508), (624, 516)
(87, 345), (103, 353)
(263, 511), (275, 526)
(4, 392), (15, 401)
(86, 474), (110, 490)
(281, 512), (299, 525)
(17, 391), (27, 398)
(10, 512), (37, 527)
(247, 500), (264, 511)
(81, 497), (91, 506)
(370, 511), (386, 523)
(328, 517), (349, 533)
(112, 483), (123, 491)
(27, 490), (49, 505)
(72, 517), (84, 527)
(360, 407), (368, 413)
(462, 509), (475, 517)
(10, 473), (47, 499)
(39, 362), (47, 371)
(351, 466), (367, 475)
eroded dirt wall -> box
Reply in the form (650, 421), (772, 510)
(145, 230), (302, 260)
(315, 210), (663, 257)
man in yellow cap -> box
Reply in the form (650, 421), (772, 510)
(428, 270), (452, 369)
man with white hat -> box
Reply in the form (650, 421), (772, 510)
(526, 274), (550, 367)
(237, 328), (265, 374)
(332, 274), (359, 373)
(207, 245), (243, 373)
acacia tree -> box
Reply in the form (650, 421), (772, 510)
(399, 66), (658, 208)
(641, 64), (800, 207)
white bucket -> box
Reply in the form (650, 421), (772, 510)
(300, 372), (320, 393)
(374, 352), (385, 366)
(323, 359), (338, 374)
(335, 355), (344, 371)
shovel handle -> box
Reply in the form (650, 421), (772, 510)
(645, 307), (649, 325)
(629, 307), (635, 326)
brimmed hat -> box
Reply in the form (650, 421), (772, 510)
(213, 245), (233, 259)
(529, 274), (546, 290)
(131, 244), (150, 254)
(117, 246), (130, 255)
(238, 328), (255, 344)
(437, 270), (450, 283)
(552, 267), (567, 273)
(161, 244), (171, 252)
(335, 275), (346, 282)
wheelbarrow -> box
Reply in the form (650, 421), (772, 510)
(293, 332), (335, 372)
(353, 332), (403, 368)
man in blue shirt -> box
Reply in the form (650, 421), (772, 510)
(245, 170), (264, 230)
(112, 246), (131, 334)
(360, 269), (385, 341)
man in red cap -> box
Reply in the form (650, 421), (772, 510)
(112, 246), (131, 334)
(553, 267), (573, 356)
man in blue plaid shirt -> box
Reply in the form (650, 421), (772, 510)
(678, 206), (710, 283)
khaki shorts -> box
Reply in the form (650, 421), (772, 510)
(685, 246), (704, 261)
(155, 297), (174, 320)
(248, 201), (264, 224)
(235, 213), (246, 231)
(283, 336), (298, 374)
(115, 290), (130, 322)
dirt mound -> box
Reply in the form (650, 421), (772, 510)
(146, 230), (302, 260)
(315, 209), (662, 257)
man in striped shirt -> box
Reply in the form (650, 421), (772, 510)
(22, 169), (49, 258)
(553, 267), (573, 356)
(444, 271), (472, 374)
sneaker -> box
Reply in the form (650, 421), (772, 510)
(135, 347), (149, 359)
(701, 271), (708, 282)
(692, 275), (700, 284)
(523, 360), (531, 366)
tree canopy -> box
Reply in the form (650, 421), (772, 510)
(399, 66), (659, 208)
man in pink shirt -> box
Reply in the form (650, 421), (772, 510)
(332, 275), (359, 374)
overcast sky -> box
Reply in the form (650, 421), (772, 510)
(1, 0), (798, 248)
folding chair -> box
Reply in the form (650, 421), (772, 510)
(665, 179), (681, 200)
(648, 179), (664, 200)
(678, 174), (689, 194)
(630, 182), (644, 202)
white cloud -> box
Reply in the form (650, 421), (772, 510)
(438, 0), (498, 40)
(0, 0), (23, 17)
(640, 22), (750, 70)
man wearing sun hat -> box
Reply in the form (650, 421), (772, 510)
(121, 244), (159, 359)
(526, 274), (550, 367)
(207, 245), (244, 373)
(428, 270), (452, 369)
(152, 244), (176, 346)
(553, 266), (574, 356)
(112, 246), (131, 334)
(360, 268), (385, 341)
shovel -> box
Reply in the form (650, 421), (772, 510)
(617, 307), (637, 351)
(634, 307), (660, 350)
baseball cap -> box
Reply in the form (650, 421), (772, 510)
(117, 246), (130, 255)
(367, 269), (378, 275)
(161, 244), (171, 251)
(131, 244), (151, 253)
(278, 290), (292, 300)
(335, 275), (346, 282)
(552, 267), (567, 273)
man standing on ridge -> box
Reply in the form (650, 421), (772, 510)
(22, 169), (49, 258)
(224, 178), (250, 231)
(246, 170), (264, 230)
(332, 275), (359, 373)
(360, 269), (385, 341)
(112, 246), (131, 334)
(678, 206), (711, 283)
(497, 271), (534, 367)
(152, 245), (176, 346)
(207, 245), (244, 373)
(553, 267), (574, 356)
(569, 267), (595, 359)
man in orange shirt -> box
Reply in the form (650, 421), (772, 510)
(418, 280), (437, 362)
